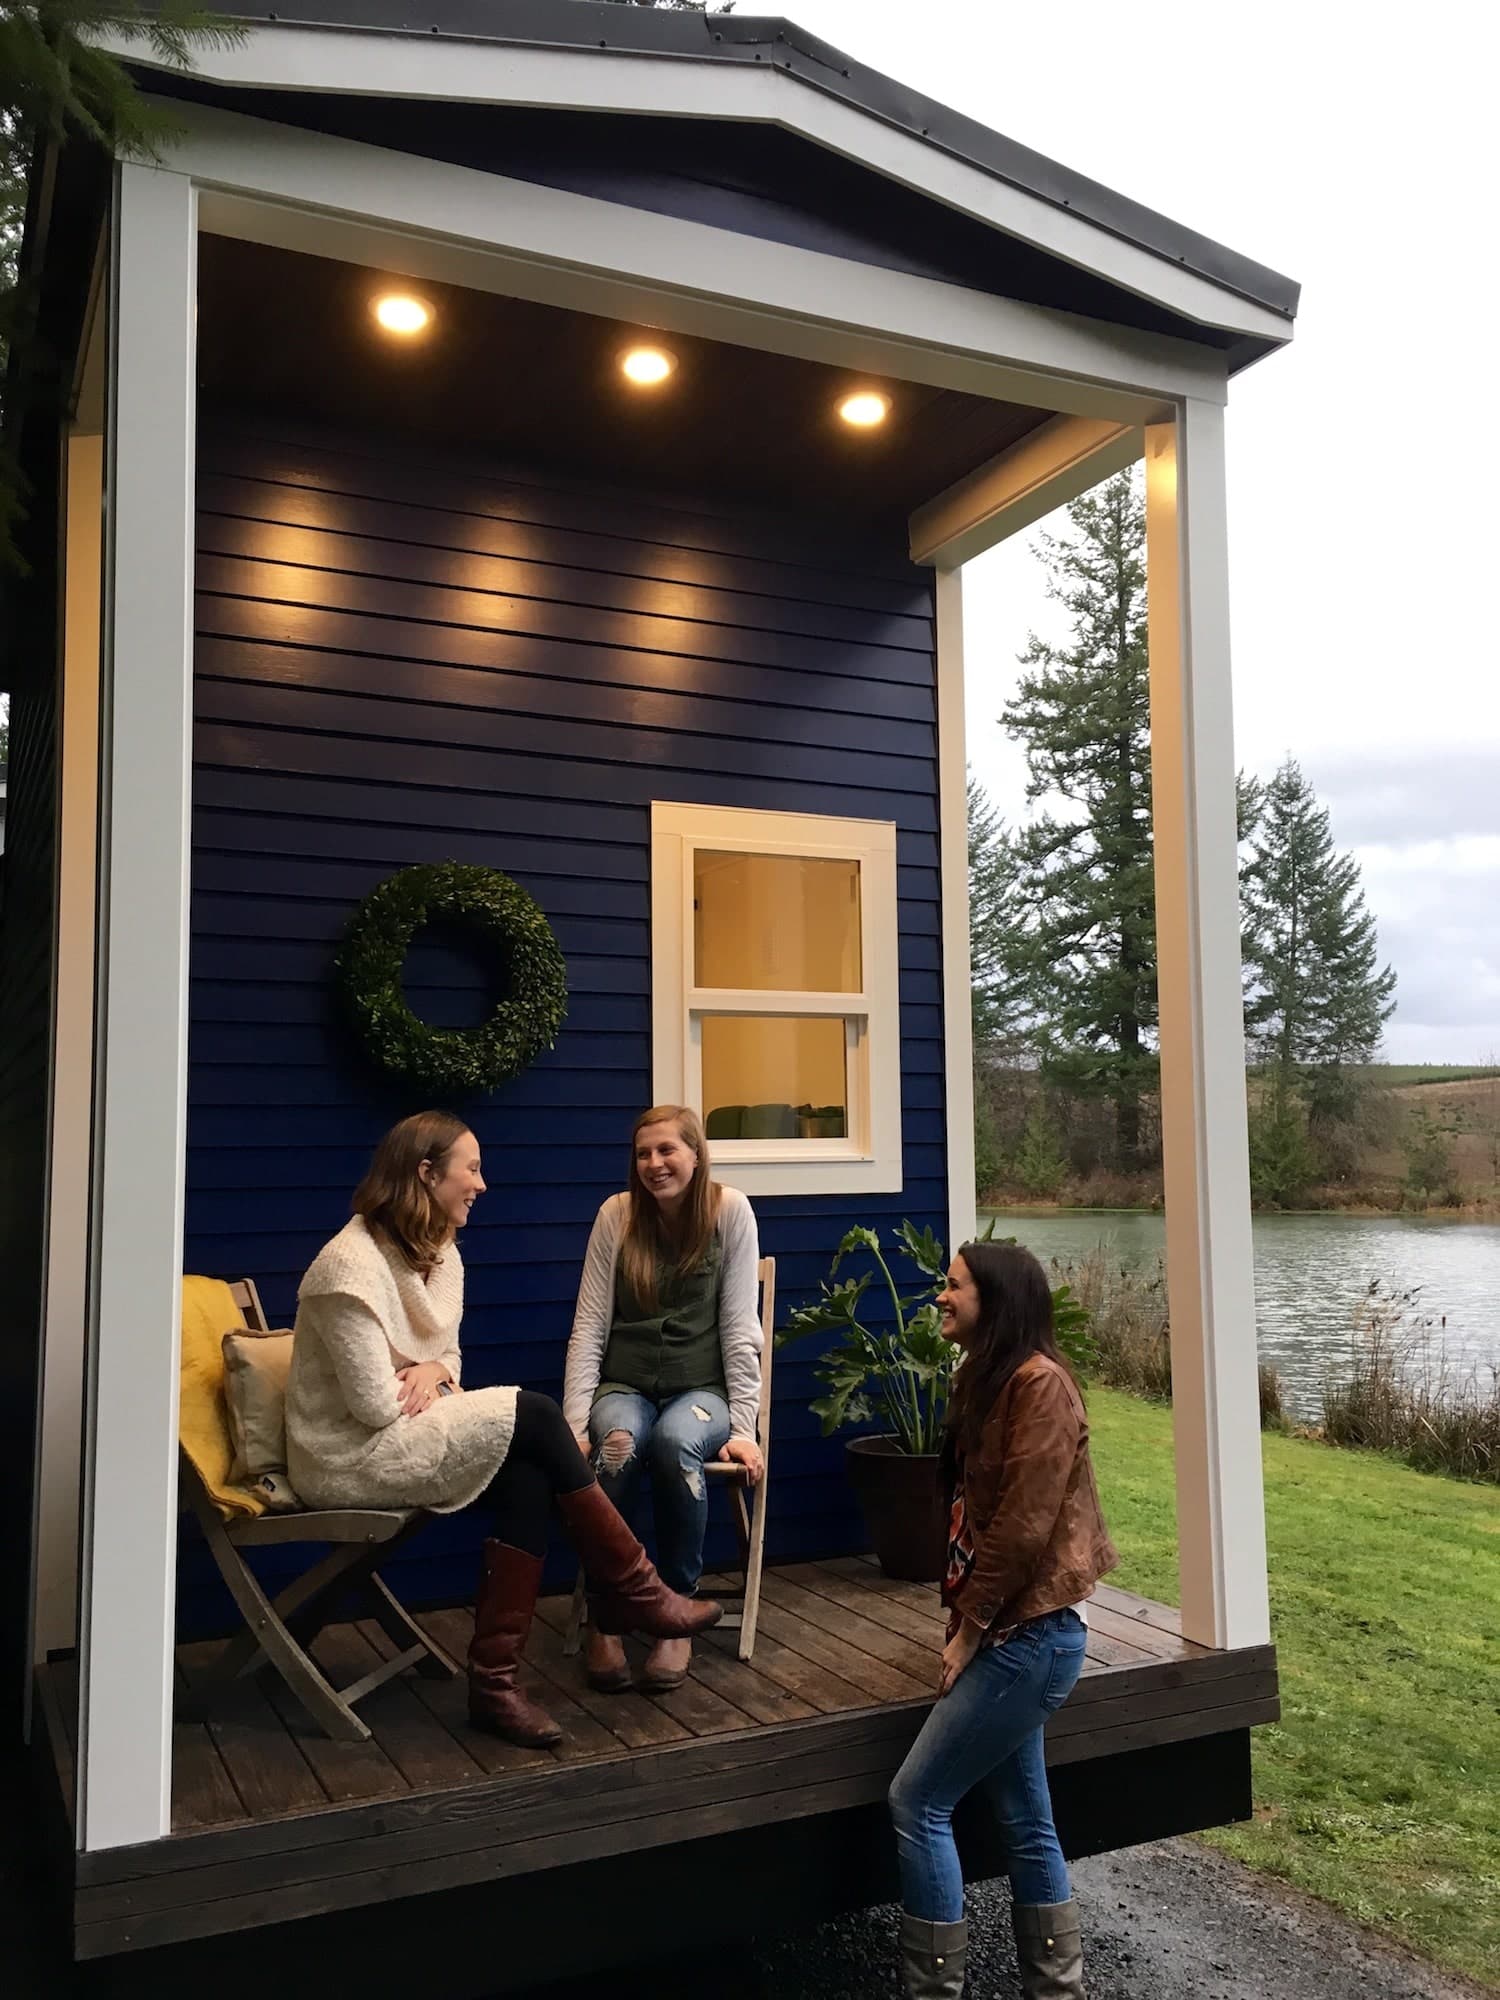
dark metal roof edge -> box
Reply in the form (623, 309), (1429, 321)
(197, 3), (1300, 325)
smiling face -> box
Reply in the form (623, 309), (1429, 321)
(936, 1253), (982, 1349)
(420, 1130), (485, 1233)
(634, 1119), (699, 1211)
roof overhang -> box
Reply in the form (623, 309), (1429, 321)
(105, 3), (1297, 364)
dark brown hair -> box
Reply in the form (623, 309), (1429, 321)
(941, 1240), (1076, 1474)
(352, 1110), (472, 1273)
(618, 1105), (721, 1313)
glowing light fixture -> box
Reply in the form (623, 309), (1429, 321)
(839, 390), (891, 429)
(373, 293), (432, 336)
(621, 345), (677, 386)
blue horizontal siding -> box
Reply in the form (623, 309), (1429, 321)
(181, 419), (949, 1629)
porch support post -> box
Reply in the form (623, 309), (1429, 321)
(934, 569), (976, 1254)
(1144, 403), (1269, 1651)
(77, 161), (197, 1849)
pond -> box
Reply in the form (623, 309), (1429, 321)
(981, 1208), (1500, 1420)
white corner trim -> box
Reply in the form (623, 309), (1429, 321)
(172, 100), (1229, 421)
(910, 416), (1143, 567)
(934, 571), (976, 1257)
(651, 802), (902, 1199)
(77, 161), (197, 1852)
(103, 26), (1292, 346)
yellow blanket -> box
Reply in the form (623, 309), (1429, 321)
(180, 1275), (266, 1519)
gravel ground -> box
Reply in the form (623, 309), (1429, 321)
(736, 1840), (1494, 2000)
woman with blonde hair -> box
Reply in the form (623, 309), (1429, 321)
(286, 1110), (720, 1750)
(563, 1105), (763, 1693)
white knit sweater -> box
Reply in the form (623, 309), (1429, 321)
(562, 1187), (763, 1442)
(286, 1215), (517, 1514)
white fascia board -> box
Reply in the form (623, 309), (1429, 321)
(101, 26), (1291, 349)
(909, 415), (1143, 566)
(174, 102), (1227, 421)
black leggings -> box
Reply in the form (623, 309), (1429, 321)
(484, 1390), (594, 1558)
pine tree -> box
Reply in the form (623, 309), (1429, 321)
(999, 471), (1157, 1167)
(967, 772), (1037, 1048)
(1240, 756), (1397, 1085)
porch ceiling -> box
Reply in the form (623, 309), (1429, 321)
(197, 235), (1053, 526)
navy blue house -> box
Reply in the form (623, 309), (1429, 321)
(3, 1), (1295, 1966)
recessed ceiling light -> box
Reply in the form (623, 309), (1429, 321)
(621, 345), (677, 387)
(373, 293), (432, 336)
(839, 390), (891, 428)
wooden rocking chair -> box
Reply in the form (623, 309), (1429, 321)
(564, 1256), (775, 1663)
(179, 1278), (461, 1743)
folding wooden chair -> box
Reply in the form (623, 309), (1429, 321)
(179, 1279), (461, 1744)
(564, 1256), (775, 1663)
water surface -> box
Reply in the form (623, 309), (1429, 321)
(982, 1208), (1500, 1419)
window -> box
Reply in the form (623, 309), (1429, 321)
(652, 802), (901, 1195)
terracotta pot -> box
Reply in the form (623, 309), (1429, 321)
(845, 1435), (946, 1582)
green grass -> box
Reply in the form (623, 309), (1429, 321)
(1088, 1388), (1500, 1989)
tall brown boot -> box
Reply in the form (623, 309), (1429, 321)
(467, 1541), (563, 1748)
(556, 1481), (724, 1640)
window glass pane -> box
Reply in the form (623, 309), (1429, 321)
(694, 850), (861, 992)
(700, 1016), (848, 1141)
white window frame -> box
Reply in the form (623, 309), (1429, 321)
(651, 802), (902, 1197)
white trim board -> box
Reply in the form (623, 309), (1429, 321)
(172, 101), (1229, 426)
(651, 802), (902, 1199)
(106, 25), (1292, 348)
(77, 161), (198, 1852)
(934, 570), (976, 1256)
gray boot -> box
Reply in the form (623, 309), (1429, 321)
(899, 1913), (968, 1998)
(1011, 1899), (1084, 1999)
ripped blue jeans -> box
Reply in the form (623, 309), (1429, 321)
(588, 1388), (731, 1596)
(888, 1608), (1088, 1920)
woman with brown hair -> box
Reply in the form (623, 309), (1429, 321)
(886, 1241), (1117, 2000)
(563, 1105), (763, 1694)
(285, 1110), (720, 1750)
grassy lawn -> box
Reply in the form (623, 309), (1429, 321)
(1088, 1387), (1500, 1989)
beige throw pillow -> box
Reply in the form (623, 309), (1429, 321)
(222, 1328), (295, 1487)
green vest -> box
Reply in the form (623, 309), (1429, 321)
(596, 1241), (725, 1405)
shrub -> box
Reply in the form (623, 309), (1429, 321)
(1322, 1280), (1499, 1482)
(1051, 1247), (1286, 1428)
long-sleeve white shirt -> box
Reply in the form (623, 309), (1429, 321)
(562, 1187), (763, 1442)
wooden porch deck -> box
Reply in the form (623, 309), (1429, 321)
(35, 1561), (1278, 1968)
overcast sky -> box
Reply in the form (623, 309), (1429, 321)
(784, 0), (1499, 1063)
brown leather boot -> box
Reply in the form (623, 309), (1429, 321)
(467, 1541), (563, 1748)
(557, 1481), (724, 1640)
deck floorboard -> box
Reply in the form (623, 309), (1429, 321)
(36, 1569), (1278, 1960)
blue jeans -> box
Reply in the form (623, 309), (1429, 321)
(588, 1388), (732, 1597)
(888, 1608), (1087, 1920)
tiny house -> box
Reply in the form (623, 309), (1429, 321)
(1, 4), (1294, 1985)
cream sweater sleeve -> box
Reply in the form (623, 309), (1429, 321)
(717, 1189), (764, 1443)
(562, 1196), (624, 1434)
(310, 1294), (403, 1431)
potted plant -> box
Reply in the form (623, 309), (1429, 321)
(778, 1223), (1092, 1581)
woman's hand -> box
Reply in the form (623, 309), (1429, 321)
(939, 1617), (983, 1697)
(574, 1430), (594, 1464)
(395, 1361), (451, 1417)
(718, 1437), (765, 1486)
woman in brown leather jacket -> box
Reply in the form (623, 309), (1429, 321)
(888, 1241), (1117, 2000)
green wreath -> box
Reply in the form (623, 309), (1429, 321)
(336, 863), (567, 1095)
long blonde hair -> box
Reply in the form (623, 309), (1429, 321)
(618, 1105), (721, 1313)
(352, 1110), (471, 1274)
